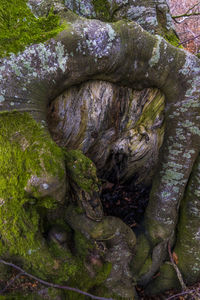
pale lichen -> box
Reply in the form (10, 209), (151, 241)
(149, 35), (163, 67)
(73, 19), (119, 59)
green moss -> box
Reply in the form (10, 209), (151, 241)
(65, 150), (99, 193)
(92, 0), (111, 21)
(164, 31), (182, 48)
(0, 111), (71, 280)
(138, 257), (152, 279)
(134, 89), (165, 128)
(74, 230), (93, 257)
(0, 115), (111, 293)
(174, 184), (200, 284)
(131, 234), (151, 280)
(67, 261), (112, 300)
(0, 0), (65, 58)
(145, 263), (180, 295)
(59, 228), (112, 300)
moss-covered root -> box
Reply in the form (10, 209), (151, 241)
(65, 205), (137, 299)
(141, 154), (200, 295)
(0, 111), (70, 281)
(130, 234), (152, 283)
(0, 111), (111, 295)
(144, 263), (181, 296)
(130, 234), (170, 287)
(65, 150), (103, 221)
(174, 154), (200, 284)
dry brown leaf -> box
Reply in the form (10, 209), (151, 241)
(172, 251), (179, 265)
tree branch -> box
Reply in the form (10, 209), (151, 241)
(172, 1), (200, 19)
(166, 289), (199, 300)
(172, 12), (200, 19)
(0, 259), (113, 300)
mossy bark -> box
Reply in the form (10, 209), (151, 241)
(0, 0), (200, 298)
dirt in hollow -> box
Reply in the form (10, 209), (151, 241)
(100, 181), (151, 231)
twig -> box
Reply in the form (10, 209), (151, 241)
(172, 12), (200, 19)
(0, 259), (113, 300)
(167, 243), (200, 300)
(0, 272), (24, 294)
(172, 1), (200, 19)
(178, 34), (200, 45)
(166, 289), (196, 300)
(167, 242), (187, 291)
(183, 1), (200, 14)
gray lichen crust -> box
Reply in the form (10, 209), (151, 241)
(0, 0), (200, 298)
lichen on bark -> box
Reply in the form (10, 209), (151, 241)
(0, 0), (200, 298)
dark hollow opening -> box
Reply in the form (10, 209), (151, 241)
(100, 180), (151, 232)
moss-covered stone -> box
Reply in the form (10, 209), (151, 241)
(0, 0), (64, 58)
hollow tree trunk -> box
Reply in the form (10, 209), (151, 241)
(0, 0), (200, 299)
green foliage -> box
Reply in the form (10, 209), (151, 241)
(0, 0), (64, 58)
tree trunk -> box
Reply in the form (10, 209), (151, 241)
(0, 0), (200, 299)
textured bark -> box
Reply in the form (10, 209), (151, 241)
(48, 82), (165, 185)
(0, 0), (200, 298)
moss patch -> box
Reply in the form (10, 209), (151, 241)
(131, 234), (151, 280)
(65, 150), (99, 193)
(92, 0), (111, 21)
(145, 263), (180, 295)
(0, 113), (111, 294)
(0, 111), (69, 279)
(135, 89), (165, 127)
(0, 0), (64, 58)
(164, 30), (182, 48)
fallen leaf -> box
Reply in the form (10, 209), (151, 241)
(172, 251), (179, 265)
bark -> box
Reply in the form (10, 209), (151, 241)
(0, 0), (200, 298)
(48, 82), (165, 185)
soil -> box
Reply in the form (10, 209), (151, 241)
(100, 181), (150, 231)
